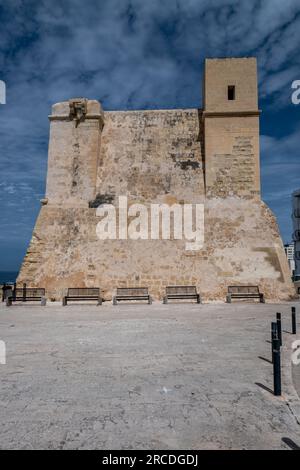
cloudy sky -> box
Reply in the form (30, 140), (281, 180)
(0, 0), (300, 271)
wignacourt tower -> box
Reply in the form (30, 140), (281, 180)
(18, 58), (295, 301)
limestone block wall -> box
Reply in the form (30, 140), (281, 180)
(94, 109), (205, 205)
(18, 198), (294, 301)
(204, 115), (260, 198)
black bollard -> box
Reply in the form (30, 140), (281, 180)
(292, 307), (297, 335)
(271, 322), (278, 363)
(13, 282), (16, 301)
(23, 283), (27, 302)
(273, 337), (281, 396)
(276, 312), (282, 346)
(2, 282), (6, 302)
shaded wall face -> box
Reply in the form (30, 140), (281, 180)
(204, 115), (260, 198)
(293, 193), (300, 277)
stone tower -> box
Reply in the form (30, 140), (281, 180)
(46, 99), (104, 206)
(18, 58), (295, 301)
(203, 58), (260, 198)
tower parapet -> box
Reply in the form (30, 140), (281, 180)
(46, 98), (104, 206)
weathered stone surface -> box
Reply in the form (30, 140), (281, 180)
(18, 58), (295, 301)
(18, 198), (294, 301)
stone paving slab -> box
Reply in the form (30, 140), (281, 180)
(0, 301), (300, 449)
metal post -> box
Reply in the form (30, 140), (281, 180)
(273, 337), (281, 396)
(13, 282), (16, 301)
(23, 283), (26, 302)
(2, 282), (6, 302)
(276, 312), (282, 346)
(271, 322), (278, 363)
(292, 306), (297, 335)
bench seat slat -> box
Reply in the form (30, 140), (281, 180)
(115, 296), (150, 300)
(230, 293), (260, 297)
(66, 296), (100, 300)
(13, 297), (43, 301)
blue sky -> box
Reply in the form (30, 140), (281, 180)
(0, 0), (299, 271)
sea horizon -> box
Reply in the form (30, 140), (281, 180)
(0, 271), (19, 284)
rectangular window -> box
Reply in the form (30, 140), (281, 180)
(228, 85), (235, 100)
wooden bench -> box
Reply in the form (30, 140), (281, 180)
(7, 284), (46, 306)
(226, 286), (265, 303)
(63, 288), (102, 306)
(113, 287), (152, 305)
(163, 286), (201, 304)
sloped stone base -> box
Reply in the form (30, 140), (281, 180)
(18, 197), (295, 302)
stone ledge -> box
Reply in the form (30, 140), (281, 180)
(48, 114), (104, 121)
(203, 110), (261, 118)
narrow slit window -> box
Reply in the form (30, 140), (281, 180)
(228, 85), (235, 100)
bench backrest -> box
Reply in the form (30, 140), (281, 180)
(166, 285), (197, 295)
(14, 288), (45, 297)
(228, 285), (260, 294)
(67, 288), (100, 297)
(116, 287), (149, 296)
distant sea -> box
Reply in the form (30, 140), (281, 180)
(0, 271), (19, 284)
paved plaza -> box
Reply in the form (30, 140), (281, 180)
(0, 301), (300, 449)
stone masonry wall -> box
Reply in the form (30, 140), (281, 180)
(204, 115), (260, 198)
(94, 109), (205, 205)
(18, 197), (294, 302)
